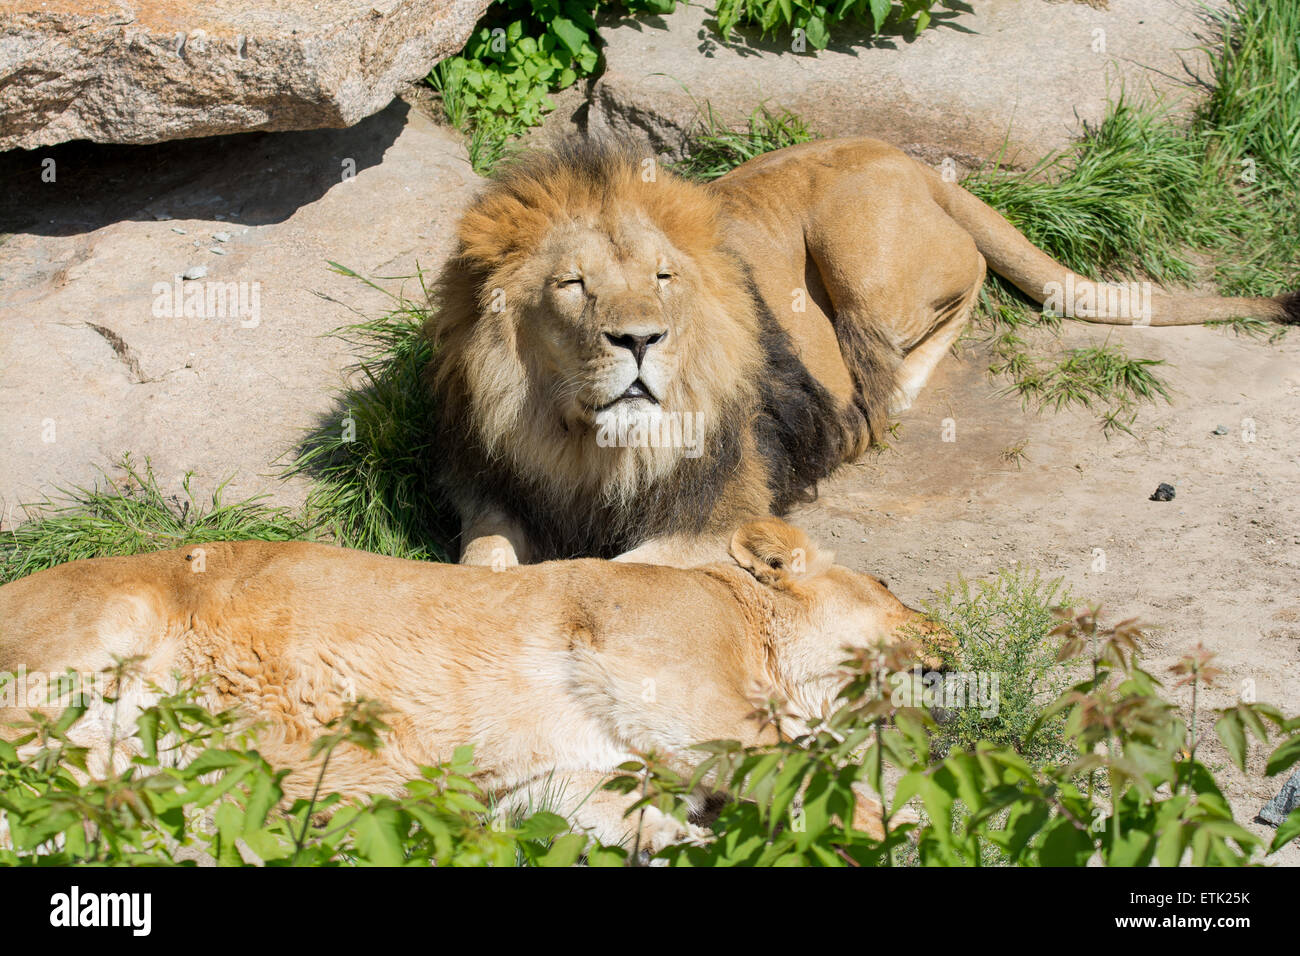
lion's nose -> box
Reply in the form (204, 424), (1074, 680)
(605, 329), (666, 366)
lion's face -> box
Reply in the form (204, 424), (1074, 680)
(727, 518), (951, 680)
(433, 148), (765, 502)
(519, 216), (690, 430)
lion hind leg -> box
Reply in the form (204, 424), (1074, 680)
(890, 255), (985, 413)
(805, 171), (988, 426)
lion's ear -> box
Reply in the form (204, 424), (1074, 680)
(729, 519), (824, 587)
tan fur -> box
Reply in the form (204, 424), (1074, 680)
(428, 138), (1294, 567)
(0, 519), (944, 850)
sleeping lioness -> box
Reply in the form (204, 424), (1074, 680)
(0, 519), (942, 849)
(428, 139), (1297, 567)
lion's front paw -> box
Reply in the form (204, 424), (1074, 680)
(638, 808), (712, 854)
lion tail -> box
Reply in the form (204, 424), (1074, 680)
(923, 168), (1298, 327)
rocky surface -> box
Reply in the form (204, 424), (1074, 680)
(580, 0), (1226, 167)
(0, 0), (491, 150)
(0, 98), (480, 513)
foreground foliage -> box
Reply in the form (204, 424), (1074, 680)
(2, 608), (1296, 866)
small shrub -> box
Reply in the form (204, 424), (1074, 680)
(922, 569), (1076, 767)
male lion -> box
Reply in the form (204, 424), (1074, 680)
(428, 139), (1297, 566)
(0, 518), (941, 849)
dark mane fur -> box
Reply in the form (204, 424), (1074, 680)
(431, 387), (749, 561)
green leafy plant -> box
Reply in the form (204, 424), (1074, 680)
(3, 605), (1296, 866)
(611, 611), (1300, 866)
(429, 0), (611, 173)
(0, 672), (608, 866)
(714, 0), (955, 50)
(431, 0), (955, 171)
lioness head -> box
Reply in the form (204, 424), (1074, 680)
(430, 144), (763, 506)
(726, 518), (953, 680)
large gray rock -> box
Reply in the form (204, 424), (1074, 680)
(0, 97), (481, 514)
(0, 0), (490, 150)
(584, 0), (1226, 167)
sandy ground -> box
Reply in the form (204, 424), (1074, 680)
(788, 318), (1300, 864)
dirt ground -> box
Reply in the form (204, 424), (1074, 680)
(788, 318), (1300, 863)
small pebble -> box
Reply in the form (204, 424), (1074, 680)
(212, 231), (230, 243)
(1212, 425), (1228, 435)
(210, 247), (227, 256)
(171, 226), (187, 235)
(182, 265), (207, 280)
(1149, 482), (1176, 502)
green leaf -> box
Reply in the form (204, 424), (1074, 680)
(213, 801), (244, 867)
(515, 811), (571, 842)
(585, 844), (629, 866)
(241, 828), (292, 862)
(352, 807), (407, 866)
(1266, 735), (1300, 776)
(187, 748), (245, 774)
(1215, 711), (1248, 770)
(549, 16), (590, 58)
(803, 15), (830, 50)
(1038, 818), (1093, 866)
(537, 832), (588, 867)
(868, 0), (892, 31)
(1268, 807), (1300, 853)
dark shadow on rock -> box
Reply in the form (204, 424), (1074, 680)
(0, 99), (411, 237)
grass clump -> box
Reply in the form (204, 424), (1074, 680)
(289, 264), (455, 562)
(671, 103), (817, 181)
(0, 456), (307, 587)
(993, 334), (1173, 437)
(964, 99), (1208, 286)
(957, 0), (1298, 430)
(1198, 0), (1300, 296)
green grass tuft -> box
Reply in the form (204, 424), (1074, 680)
(1196, 0), (1300, 295)
(672, 103), (817, 182)
(923, 568), (1077, 768)
(964, 98), (1208, 285)
(289, 264), (456, 562)
(0, 456), (308, 586)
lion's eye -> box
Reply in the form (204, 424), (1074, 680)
(657, 271), (674, 284)
(556, 275), (584, 289)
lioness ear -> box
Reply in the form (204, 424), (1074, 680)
(729, 518), (823, 587)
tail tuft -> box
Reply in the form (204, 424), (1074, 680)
(1281, 291), (1300, 325)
